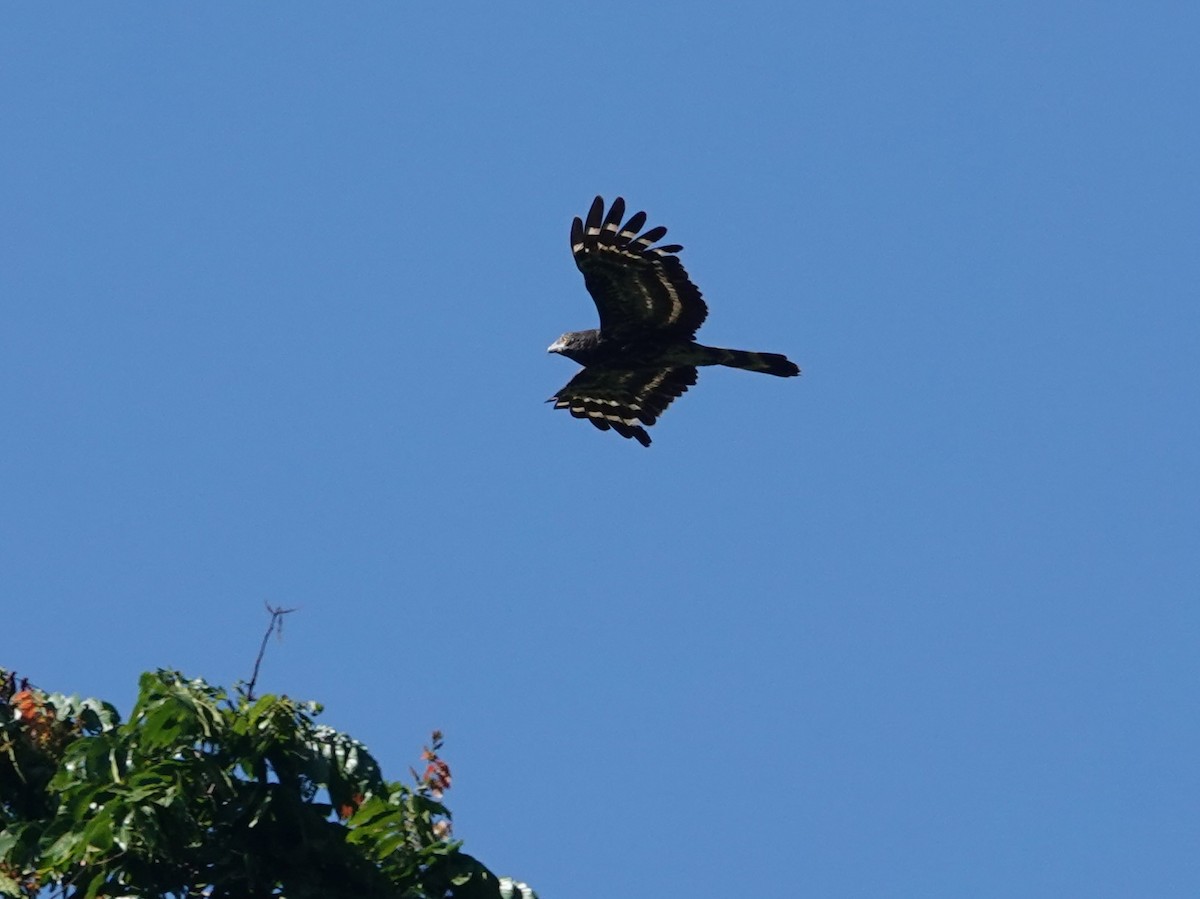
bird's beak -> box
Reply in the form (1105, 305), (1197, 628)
(547, 337), (564, 354)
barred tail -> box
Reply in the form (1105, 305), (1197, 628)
(705, 346), (801, 377)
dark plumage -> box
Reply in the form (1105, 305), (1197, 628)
(547, 196), (800, 446)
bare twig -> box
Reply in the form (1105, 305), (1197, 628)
(246, 602), (297, 701)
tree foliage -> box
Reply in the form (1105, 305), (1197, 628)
(0, 669), (535, 899)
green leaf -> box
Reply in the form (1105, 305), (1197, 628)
(0, 871), (24, 895)
(42, 829), (82, 866)
(82, 871), (108, 899)
(80, 810), (115, 853)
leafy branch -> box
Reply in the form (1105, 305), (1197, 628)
(0, 667), (535, 899)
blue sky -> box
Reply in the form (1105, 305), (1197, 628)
(3, 3), (1198, 896)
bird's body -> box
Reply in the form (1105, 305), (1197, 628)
(548, 196), (800, 446)
(549, 328), (798, 375)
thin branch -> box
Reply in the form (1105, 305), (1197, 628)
(246, 602), (297, 701)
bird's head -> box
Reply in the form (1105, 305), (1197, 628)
(548, 329), (602, 365)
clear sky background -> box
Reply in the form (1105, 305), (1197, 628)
(3, 4), (1198, 897)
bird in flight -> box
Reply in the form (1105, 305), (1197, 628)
(548, 196), (800, 446)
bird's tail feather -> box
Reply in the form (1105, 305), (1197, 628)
(705, 346), (801, 377)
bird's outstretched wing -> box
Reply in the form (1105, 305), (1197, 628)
(570, 196), (708, 341)
(548, 365), (699, 447)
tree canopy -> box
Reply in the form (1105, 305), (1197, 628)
(0, 668), (535, 899)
